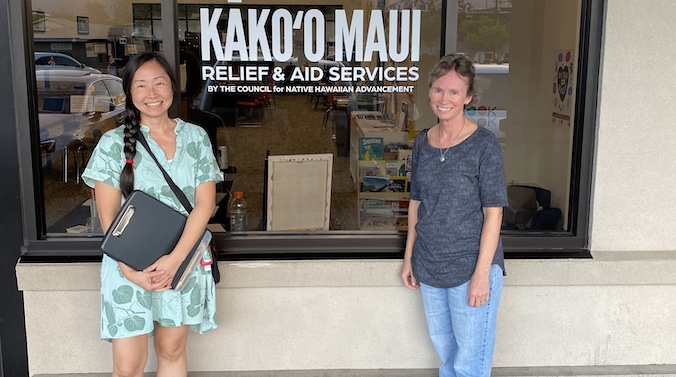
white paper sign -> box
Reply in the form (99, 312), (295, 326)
(69, 95), (91, 113)
(266, 154), (333, 231)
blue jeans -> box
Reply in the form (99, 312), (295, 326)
(420, 264), (503, 377)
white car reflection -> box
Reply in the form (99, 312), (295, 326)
(35, 52), (102, 74)
(37, 70), (126, 177)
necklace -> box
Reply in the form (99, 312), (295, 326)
(439, 120), (466, 162)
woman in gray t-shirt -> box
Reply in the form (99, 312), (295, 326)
(400, 54), (508, 377)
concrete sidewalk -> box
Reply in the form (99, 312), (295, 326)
(34, 364), (676, 377)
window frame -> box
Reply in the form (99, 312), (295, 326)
(18, 0), (603, 261)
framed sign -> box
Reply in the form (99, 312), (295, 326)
(94, 43), (107, 54)
(266, 153), (333, 231)
(77, 16), (89, 34)
(85, 43), (96, 58)
(33, 11), (45, 32)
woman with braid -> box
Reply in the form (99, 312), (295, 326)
(82, 52), (222, 377)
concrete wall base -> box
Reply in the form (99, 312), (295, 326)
(17, 252), (676, 376)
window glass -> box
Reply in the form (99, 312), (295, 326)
(54, 55), (79, 67)
(30, 0), (583, 239)
(103, 79), (125, 106)
(151, 4), (162, 18)
(152, 20), (164, 40)
(31, 0), (161, 235)
(450, 0), (580, 233)
(181, 1), (442, 232)
(185, 5), (200, 19)
(134, 19), (152, 36)
(34, 56), (51, 66)
(187, 20), (200, 34)
(134, 4), (152, 19)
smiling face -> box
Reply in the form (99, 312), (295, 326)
(428, 69), (473, 122)
(130, 59), (173, 123)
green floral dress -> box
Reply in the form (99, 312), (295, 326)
(82, 119), (224, 341)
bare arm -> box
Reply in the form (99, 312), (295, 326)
(400, 199), (420, 290)
(94, 180), (122, 234)
(467, 206), (503, 306)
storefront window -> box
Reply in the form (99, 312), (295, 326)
(30, 0), (589, 249)
(31, 0), (163, 235)
(180, 1), (441, 232)
(455, 0), (581, 234)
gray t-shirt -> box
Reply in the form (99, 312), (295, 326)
(410, 126), (508, 288)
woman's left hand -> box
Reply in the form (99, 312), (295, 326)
(145, 254), (181, 288)
(467, 270), (490, 307)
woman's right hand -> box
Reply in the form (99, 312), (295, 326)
(119, 262), (173, 291)
(400, 258), (419, 290)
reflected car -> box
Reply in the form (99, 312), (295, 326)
(35, 52), (102, 74)
(37, 70), (126, 168)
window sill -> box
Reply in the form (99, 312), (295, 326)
(17, 250), (676, 292)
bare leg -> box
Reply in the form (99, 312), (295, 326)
(154, 324), (190, 377)
(112, 334), (148, 377)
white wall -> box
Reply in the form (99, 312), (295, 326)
(590, 0), (676, 251)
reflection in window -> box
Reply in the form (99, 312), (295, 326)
(32, 0), (160, 234)
(184, 1), (442, 232)
(30, 0), (581, 236)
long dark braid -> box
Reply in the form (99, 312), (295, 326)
(118, 52), (178, 198)
(120, 103), (141, 198)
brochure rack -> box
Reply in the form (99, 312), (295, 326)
(349, 112), (412, 230)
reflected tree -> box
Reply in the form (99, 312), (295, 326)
(458, 16), (508, 55)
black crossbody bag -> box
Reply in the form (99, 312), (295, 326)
(100, 132), (220, 289)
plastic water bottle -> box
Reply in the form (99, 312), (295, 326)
(229, 191), (248, 232)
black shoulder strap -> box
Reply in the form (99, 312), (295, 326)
(136, 132), (194, 213)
